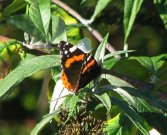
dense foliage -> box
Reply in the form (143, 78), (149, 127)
(0, 0), (167, 135)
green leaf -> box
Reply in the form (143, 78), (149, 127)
(64, 95), (78, 123)
(103, 57), (118, 70)
(2, 0), (26, 16)
(124, 0), (144, 43)
(112, 87), (161, 113)
(31, 110), (60, 135)
(51, 67), (60, 82)
(104, 113), (124, 134)
(151, 54), (167, 73)
(29, 0), (51, 40)
(67, 95), (78, 117)
(94, 93), (111, 114)
(51, 16), (67, 43)
(7, 14), (44, 40)
(112, 97), (149, 135)
(134, 54), (167, 73)
(90, 0), (112, 22)
(108, 57), (150, 81)
(95, 33), (109, 63)
(104, 113), (138, 135)
(144, 94), (167, 113)
(99, 85), (166, 113)
(132, 56), (156, 76)
(0, 40), (19, 51)
(0, 55), (60, 99)
(153, 0), (167, 30)
(104, 50), (135, 60)
(151, 54), (167, 92)
(101, 74), (134, 88)
(31, 115), (52, 135)
(127, 86), (167, 113)
(132, 54), (167, 85)
(62, 94), (74, 108)
(51, 5), (80, 44)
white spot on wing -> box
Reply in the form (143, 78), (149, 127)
(69, 46), (77, 52)
(64, 50), (68, 54)
(87, 55), (91, 61)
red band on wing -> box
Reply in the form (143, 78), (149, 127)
(82, 60), (95, 74)
(65, 54), (84, 68)
(61, 71), (72, 90)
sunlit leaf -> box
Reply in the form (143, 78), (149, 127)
(132, 54), (167, 84)
(95, 33), (109, 63)
(31, 110), (60, 135)
(153, 0), (167, 30)
(52, 5), (80, 44)
(0, 55), (60, 99)
(104, 113), (138, 135)
(104, 50), (135, 60)
(104, 113), (124, 134)
(124, 0), (144, 43)
(132, 57), (156, 76)
(0, 40), (19, 51)
(66, 95), (78, 120)
(94, 93), (111, 114)
(112, 87), (161, 113)
(112, 97), (149, 135)
(68, 95), (78, 113)
(7, 15), (44, 39)
(90, 0), (112, 22)
(51, 16), (66, 43)
(29, 0), (51, 40)
(99, 85), (167, 113)
(101, 74), (134, 88)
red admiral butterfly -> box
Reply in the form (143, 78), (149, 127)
(57, 41), (102, 93)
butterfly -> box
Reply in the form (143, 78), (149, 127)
(57, 41), (101, 93)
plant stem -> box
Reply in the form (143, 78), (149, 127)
(52, 0), (117, 53)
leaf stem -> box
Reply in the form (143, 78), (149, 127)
(52, 0), (117, 53)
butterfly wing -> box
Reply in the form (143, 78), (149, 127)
(73, 54), (102, 93)
(57, 41), (86, 91)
